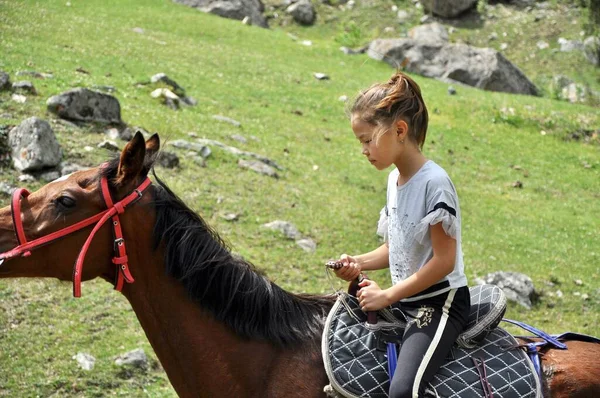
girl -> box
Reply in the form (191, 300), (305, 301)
(334, 71), (470, 398)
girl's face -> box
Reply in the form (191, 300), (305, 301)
(351, 115), (402, 170)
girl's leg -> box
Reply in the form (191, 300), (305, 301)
(389, 286), (470, 398)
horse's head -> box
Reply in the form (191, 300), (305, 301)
(0, 132), (160, 295)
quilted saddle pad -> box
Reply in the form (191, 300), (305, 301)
(322, 293), (541, 398)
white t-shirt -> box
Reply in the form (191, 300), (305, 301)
(377, 160), (467, 297)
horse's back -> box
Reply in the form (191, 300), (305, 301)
(542, 340), (600, 398)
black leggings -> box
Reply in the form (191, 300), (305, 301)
(389, 285), (470, 398)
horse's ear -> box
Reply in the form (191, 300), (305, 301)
(142, 133), (160, 175)
(116, 132), (146, 186)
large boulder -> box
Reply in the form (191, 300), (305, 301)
(420, 0), (478, 18)
(8, 117), (62, 172)
(408, 22), (449, 46)
(286, 0), (316, 25)
(475, 271), (538, 309)
(368, 37), (539, 96)
(173, 0), (268, 28)
(46, 88), (123, 125)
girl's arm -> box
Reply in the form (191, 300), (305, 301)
(334, 243), (389, 281)
(385, 223), (455, 302)
(355, 243), (390, 271)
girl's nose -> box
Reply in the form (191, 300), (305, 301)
(362, 146), (369, 155)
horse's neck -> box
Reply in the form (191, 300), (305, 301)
(121, 259), (280, 397)
(116, 209), (327, 397)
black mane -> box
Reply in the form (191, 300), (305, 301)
(102, 159), (334, 347)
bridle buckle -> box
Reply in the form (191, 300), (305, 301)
(114, 238), (125, 250)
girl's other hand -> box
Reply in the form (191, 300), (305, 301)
(357, 279), (390, 311)
(333, 253), (361, 281)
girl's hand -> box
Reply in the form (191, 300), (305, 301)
(357, 279), (391, 311)
(333, 253), (361, 281)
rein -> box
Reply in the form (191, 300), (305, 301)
(0, 175), (152, 297)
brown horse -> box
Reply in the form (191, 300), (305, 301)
(0, 133), (598, 397)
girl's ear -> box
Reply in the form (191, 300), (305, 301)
(396, 120), (409, 140)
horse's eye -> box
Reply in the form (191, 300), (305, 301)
(56, 196), (76, 209)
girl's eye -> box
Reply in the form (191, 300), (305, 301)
(364, 139), (372, 144)
(56, 196), (76, 209)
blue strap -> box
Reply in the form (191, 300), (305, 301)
(387, 343), (397, 379)
(525, 343), (543, 383)
(502, 318), (567, 349)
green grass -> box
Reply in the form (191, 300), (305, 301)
(0, 0), (599, 396)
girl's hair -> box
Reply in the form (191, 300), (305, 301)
(350, 71), (429, 148)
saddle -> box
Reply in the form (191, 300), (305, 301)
(322, 284), (542, 398)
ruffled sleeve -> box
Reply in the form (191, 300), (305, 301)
(414, 207), (459, 244)
(414, 175), (460, 245)
(376, 206), (388, 242)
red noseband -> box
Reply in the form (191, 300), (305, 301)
(0, 175), (152, 297)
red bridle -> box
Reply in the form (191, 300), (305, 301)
(0, 175), (152, 297)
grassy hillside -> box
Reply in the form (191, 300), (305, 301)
(0, 0), (599, 396)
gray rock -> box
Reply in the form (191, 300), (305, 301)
(561, 83), (587, 104)
(263, 220), (301, 240)
(448, 86), (457, 95)
(229, 134), (247, 144)
(536, 41), (549, 50)
(238, 159), (278, 178)
(173, 0), (268, 28)
(0, 182), (15, 197)
(12, 81), (37, 95)
(18, 174), (35, 183)
(212, 115), (241, 127)
(157, 151), (180, 168)
(92, 85), (117, 93)
(475, 271), (538, 309)
(286, 0), (316, 25)
(368, 39), (538, 96)
(15, 70), (53, 79)
(116, 126), (138, 142)
(558, 37), (583, 52)
(73, 352), (95, 371)
(8, 117), (62, 171)
(97, 140), (119, 151)
(420, 0), (478, 18)
(170, 139), (212, 158)
(38, 170), (61, 182)
(46, 88), (122, 125)
(150, 73), (186, 96)
(0, 72), (11, 92)
(151, 88), (181, 110)
(11, 94), (26, 103)
(115, 348), (148, 370)
(314, 72), (330, 80)
(340, 46), (368, 55)
(220, 212), (240, 221)
(409, 23), (448, 46)
(196, 138), (281, 169)
(397, 9), (410, 24)
(583, 36), (599, 66)
(59, 162), (87, 176)
(296, 238), (316, 253)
